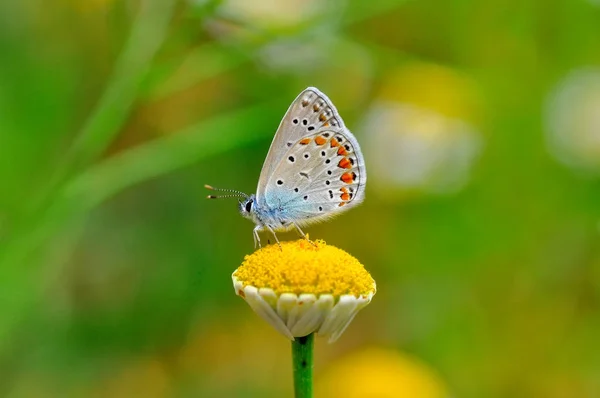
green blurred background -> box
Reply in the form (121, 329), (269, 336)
(1, 0), (600, 397)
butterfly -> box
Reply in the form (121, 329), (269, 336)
(206, 87), (366, 248)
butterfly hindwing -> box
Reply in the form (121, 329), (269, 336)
(256, 87), (345, 203)
(262, 128), (366, 227)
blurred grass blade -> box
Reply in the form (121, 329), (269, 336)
(142, 43), (249, 101)
(64, 100), (278, 209)
(67, 0), (174, 170)
(45, 0), (175, 198)
(0, 0), (175, 355)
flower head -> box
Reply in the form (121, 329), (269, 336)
(232, 239), (375, 342)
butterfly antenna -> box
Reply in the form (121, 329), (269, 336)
(205, 184), (249, 199)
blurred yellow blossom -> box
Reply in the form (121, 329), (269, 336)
(379, 63), (480, 120)
(316, 347), (449, 398)
(94, 358), (171, 398)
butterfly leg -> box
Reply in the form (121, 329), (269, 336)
(293, 223), (316, 247)
(266, 225), (282, 250)
(253, 225), (262, 248)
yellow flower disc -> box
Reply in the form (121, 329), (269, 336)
(233, 239), (375, 297)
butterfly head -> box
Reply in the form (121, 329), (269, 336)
(238, 194), (257, 219)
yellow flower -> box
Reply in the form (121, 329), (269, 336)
(315, 347), (449, 398)
(232, 239), (376, 342)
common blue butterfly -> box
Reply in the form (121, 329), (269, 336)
(207, 87), (366, 247)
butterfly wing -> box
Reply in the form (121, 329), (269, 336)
(255, 87), (345, 204)
(261, 126), (367, 227)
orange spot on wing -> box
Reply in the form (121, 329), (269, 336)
(341, 192), (350, 201)
(330, 138), (339, 147)
(323, 122), (330, 127)
(338, 202), (346, 207)
(314, 136), (327, 145)
(340, 187), (349, 194)
(299, 138), (311, 145)
(341, 172), (356, 184)
(338, 158), (352, 169)
(319, 113), (327, 122)
(337, 146), (348, 156)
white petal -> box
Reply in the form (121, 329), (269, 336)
(285, 294), (314, 332)
(318, 295), (359, 340)
(291, 294), (334, 337)
(276, 293), (298, 326)
(288, 294), (316, 336)
(232, 276), (244, 296)
(242, 286), (294, 340)
(328, 312), (358, 343)
(258, 288), (278, 307)
(327, 293), (374, 343)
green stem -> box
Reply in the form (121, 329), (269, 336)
(292, 334), (314, 398)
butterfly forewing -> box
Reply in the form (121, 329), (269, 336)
(256, 87), (345, 202)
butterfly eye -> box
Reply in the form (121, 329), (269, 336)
(245, 200), (253, 212)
